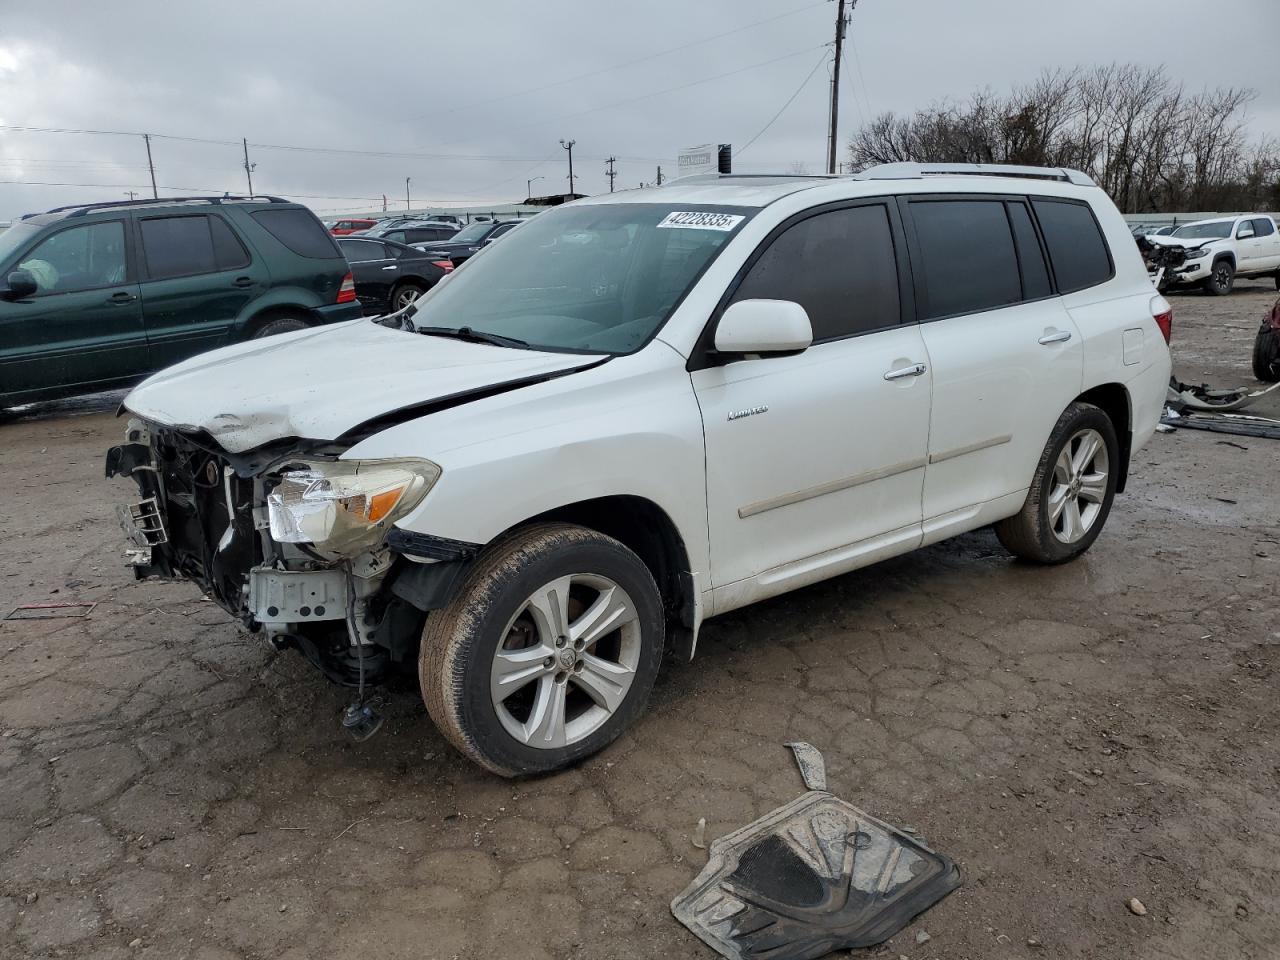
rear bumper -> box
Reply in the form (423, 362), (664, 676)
(314, 301), (365, 325)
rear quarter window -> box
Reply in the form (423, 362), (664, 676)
(1031, 199), (1113, 294)
(251, 208), (342, 259)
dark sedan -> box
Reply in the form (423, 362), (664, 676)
(361, 220), (460, 246)
(336, 237), (452, 314)
(413, 219), (522, 266)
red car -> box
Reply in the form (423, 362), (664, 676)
(326, 218), (376, 236)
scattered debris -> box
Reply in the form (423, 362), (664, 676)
(1128, 897), (1148, 916)
(915, 929), (932, 944)
(693, 817), (707, 850)
(1215, 440), (1249, 450)
(5, 601), (97, 620)
(1167, 378), (1280, 414)
(129, 937), (143, 948)
(672, 744), (961, 959)
(24, 892), (38, 904)
(785, 741), (827, 791)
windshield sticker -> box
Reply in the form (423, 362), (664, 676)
(657, 211), (745, 232)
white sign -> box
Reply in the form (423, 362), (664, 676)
(677, 144), (718, 178)
(657, 211), (745, 232)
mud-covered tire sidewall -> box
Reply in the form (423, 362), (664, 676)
(420, 524), (664, 777)
(994, 402), (1120, 565)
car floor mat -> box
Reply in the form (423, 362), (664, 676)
(671, 790), (961, 960)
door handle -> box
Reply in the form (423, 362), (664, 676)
(883, 362), (927, 381)
(107, 291), (137, 304)
(381, 265), (398, 271)
(232, 276), (254, 288)
(1038, 330), (1072, 345)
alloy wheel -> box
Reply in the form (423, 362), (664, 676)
(395, 287), (422, 310)
(489, 574), (642, 749)
(1047, 428), (1109, 544)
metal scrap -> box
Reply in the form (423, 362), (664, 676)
(672, 745), (961, 960)
(5, 602), (97, 621)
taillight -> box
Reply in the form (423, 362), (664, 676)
(431, 260), (454, 273)
(336, 271), (356, 304)
(1150, 294), (1172, 344)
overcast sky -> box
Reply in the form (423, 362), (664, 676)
(1, 0), (1277, 220)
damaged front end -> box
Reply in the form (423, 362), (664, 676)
(106, 419), (467, 687)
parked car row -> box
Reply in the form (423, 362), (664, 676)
(337, 237), (453, 313)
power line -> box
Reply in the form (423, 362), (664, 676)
(407, 0), (828, 124)
(738, 50), (830, 156)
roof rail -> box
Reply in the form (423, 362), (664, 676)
(664, 172), (841, 185)
(26, 195), (290, 220)
(853, 163), (1096, 187)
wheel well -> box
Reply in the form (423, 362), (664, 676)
(1212, 252), (1235, 269)
(245, 305), (314, 337)
(1076, 383), (1132, 493)
(523, 496), (694, 639)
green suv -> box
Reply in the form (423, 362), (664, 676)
(0, 196), (361, 408)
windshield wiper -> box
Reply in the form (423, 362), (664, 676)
(414, 325), (530, 349)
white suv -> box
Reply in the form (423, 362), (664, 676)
(1149, 214), (1280, 294)
(109, 163), (1172, 776)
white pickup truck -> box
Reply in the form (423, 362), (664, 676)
(1148, 215), (1280, 294)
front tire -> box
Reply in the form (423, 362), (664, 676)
(995, 402), (1119, 565)
(1203, 260), (1234, 296)
(420, 524), (664, 776)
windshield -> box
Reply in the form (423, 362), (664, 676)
(407, 203), (752, 354)
(0, 221), (41, 268)
(449, 221), (496, 243)
(1172, 221), (1233, 240)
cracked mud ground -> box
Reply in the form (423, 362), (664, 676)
(2, 284), (1278, 960)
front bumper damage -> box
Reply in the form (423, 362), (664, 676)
(106, 418), (471, 686)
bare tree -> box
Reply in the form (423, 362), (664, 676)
(847, 63), (1278, 213)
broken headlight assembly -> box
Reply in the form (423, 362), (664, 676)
(266, 458), (440, 558)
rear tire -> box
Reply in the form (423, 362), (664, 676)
(995, 402), (1119, 565)
(420, 523), (664, 777)
(391, 282), (426, 312)
(1253, 318), (1280, 383)
(251, 315), (309, 339)
(1203, 260), (1234, 296)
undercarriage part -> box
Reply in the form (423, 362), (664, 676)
(276, 630), (392, 687)
(341, 702), (385, 742)
(672, 746), (961, 959)
(1166, 376), (1280, 413)
(1161, 410), (1280, 440)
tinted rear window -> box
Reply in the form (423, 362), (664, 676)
(140, 215), (247, 279)
(910, 199), (1021, 319)
(1006, 201), (1051, 300)
(1032, 199), (1112, 293)
(251, 208), (341, 259)
(1252, 217), (1276, 238)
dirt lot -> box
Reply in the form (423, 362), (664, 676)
(1, 283), (1277, 960)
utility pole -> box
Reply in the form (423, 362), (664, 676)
(827, 0), (853, 175)
(382, 194), (387, 212)
(123, 191), (138, 201)
(605, 157), (617, 193)
(559, 139), (576, 195)
(526, 175), (544, 200)
(405, 177), (411, 212)
(143, 133), (158, 198)
(242, 138), (256, 196)
(655, 165), (664, 186)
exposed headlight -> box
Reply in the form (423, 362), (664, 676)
(266, 458), (440, 557)
(1184, 247), (1210, 260)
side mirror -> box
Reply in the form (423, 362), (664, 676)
(2, 270), (38, 301)
(1237, 225), (1255, 239)
(714, 299), (813, 355)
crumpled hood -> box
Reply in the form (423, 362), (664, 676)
(1146, 235), (1217, 250)
(124, 319), (594, 453)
